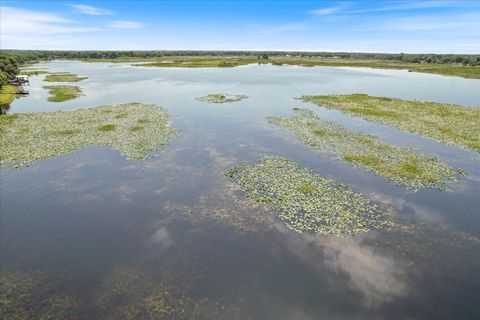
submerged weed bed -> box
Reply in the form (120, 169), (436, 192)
(44, 73), (88, 82)
(269, 108), (463, 190)
(0, 103), (177, 167)
(196, 93), (248, 104)
(44, 85), (84, 102)
(226, 155), (390, 236)
(301, 94), (480, 153)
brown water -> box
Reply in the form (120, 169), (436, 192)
(1, 61), (479, 319)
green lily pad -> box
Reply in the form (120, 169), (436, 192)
(0, 103), (177, 168)
(268, 108), (464, 191)
(226, 155), (390, 236)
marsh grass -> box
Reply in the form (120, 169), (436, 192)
(301, 94), (480, 153)
(226, 155), (390, 236)
(0, 103), (177, 167)
(85, 56), (480, 78)
(44, 85), (84, 102)
(268, 108), (464, 190)
(133, 57), (260, 68)
(44, 73), (88, 82)
(22, 70), (49, 76)
(273, 59), (480, 79)
(0, 85), (18, 106)
(196, 93), (248, 104)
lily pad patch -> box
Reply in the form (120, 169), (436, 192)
(226, 155), (390, 236)
(0, 103), (177, 168)
(196, 94), (248, 104)
(268, 108), (464, 191)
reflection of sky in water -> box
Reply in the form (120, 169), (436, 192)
(1, 61), (479, 319)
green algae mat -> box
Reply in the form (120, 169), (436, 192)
(300, 94), (480, 153)
(226, 155), (390, 236)
(196, 93), (248, 104)
(0, 103), (177, 168)
(269, 108), (463, 191)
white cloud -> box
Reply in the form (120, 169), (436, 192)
(69, 4), (113, 15)
(311, 0), (480, 16)
(0, 6), (71, 24)
(0, 6), (100, 35)
(108, 20), (143, 29)
(310, 5), (345, 16)
(350, 0), (478, 14)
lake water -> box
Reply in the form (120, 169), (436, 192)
(1, 61), (479, 319)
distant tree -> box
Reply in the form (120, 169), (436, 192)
(0, 71), (8, 89)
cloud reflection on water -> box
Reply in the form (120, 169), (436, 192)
(281, 229), (407, 306)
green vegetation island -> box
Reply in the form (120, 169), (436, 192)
(44, 73), (88, 82)
(301, 94), (480, 153)
(0, 103), (177, 168)
(196, 93), (248, 103)
(269, 108), (463, 191)
(226, 155), (391, 236)
(44, 85), (84, 102)
(109, 56), (479, 79)
(22, 70), (49, 76)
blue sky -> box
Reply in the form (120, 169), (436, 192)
(1, 1), (479, 53)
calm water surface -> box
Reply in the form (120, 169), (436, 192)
(1, 61), (479, 319)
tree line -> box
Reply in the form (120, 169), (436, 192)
(2, 50), (479, 66)
(0, 53), (38, 89)
(1, 50), (479, 89)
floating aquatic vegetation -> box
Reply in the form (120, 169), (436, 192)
(22, 70), (49, 76)
(0, 103), (177, 167)
(300, 94), (480, 153)
(268, 108), (463, 190)
(44, 73), (88, 82)
(196, 93), (248, 104)
(226, 155), (390, 236)
(44, 85), (84, 102)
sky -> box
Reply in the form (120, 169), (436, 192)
(1, 0), (479, 53)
